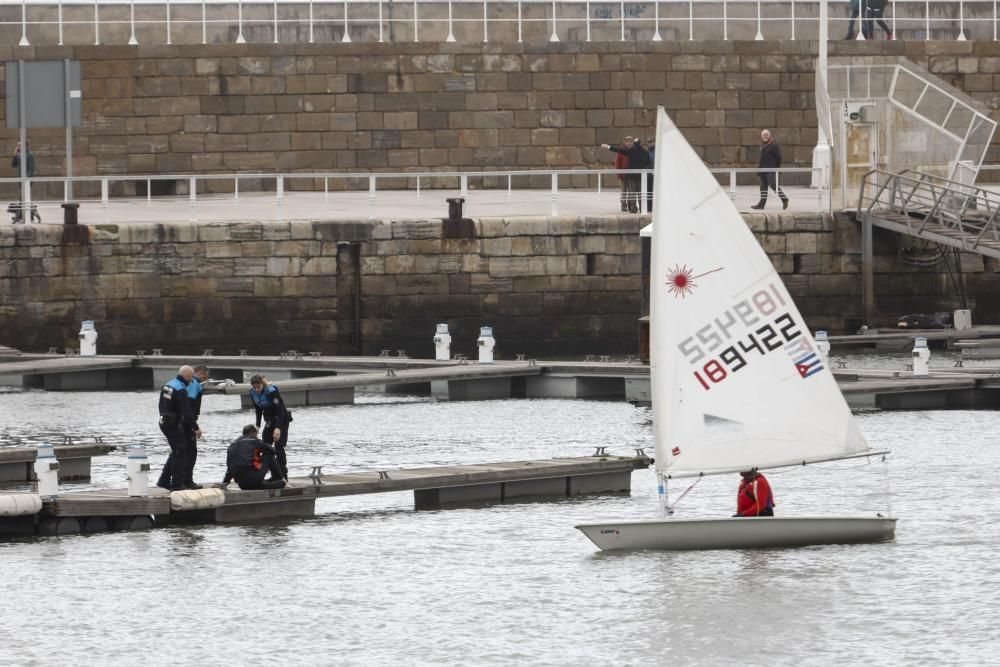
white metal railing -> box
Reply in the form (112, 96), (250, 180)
(0, 166), (827, 221)
(4, 1), (1000, 46)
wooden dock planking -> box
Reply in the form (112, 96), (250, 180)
(40, 455), (651, 524)
(44, 489), (170, 517)
(0, 443), (117, 483)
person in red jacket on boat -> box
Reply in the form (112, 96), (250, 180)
(735, 469), (775, 517)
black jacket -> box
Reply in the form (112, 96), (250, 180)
(758, 141), (782, 171)
(158, 375), (198, 431)
(608, 143), (652, 171)
(11, 150), (35, 178)
(223, 436), (279, 482)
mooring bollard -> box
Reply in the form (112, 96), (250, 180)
(433, 323), (452, 361)
(912, 336), (930, 377)
(126, 445), (150, 497)
(815, 330), (830, 360)
(34, 443), (60, 497)
(477, 326), (495, 364)
(79, 320), (98, 356)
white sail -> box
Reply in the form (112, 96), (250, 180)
(650, 108), (870, 477)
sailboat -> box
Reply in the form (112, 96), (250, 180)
(576, 108), (897, 551)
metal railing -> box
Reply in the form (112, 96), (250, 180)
(4, 1), (1000, 46)
(0, 166), (826, 221)
(859, 168), (1000, 254)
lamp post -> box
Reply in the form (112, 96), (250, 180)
(811, 0), (831, 190)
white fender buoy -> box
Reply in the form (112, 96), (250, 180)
(169, 488), (225, 511)
(0, 493), (43, 516)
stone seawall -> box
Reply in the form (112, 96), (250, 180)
(3, 39), (1000, 194)
(2, 213), (998, 356)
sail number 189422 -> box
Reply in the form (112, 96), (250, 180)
(677, 283), (802, 390)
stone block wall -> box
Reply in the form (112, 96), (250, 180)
(3, 213), (999, 356)
(0, 216), (643, 357)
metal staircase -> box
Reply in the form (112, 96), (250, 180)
(856, 168), (1000, 321)
(859, 169), (1000, 259)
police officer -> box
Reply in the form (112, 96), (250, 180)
(157, 365), (201, 491)
(248, 374), (291, 477)
(182, 364), (209, 489)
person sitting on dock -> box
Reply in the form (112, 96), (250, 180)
(734, 469), (775, 517)
(248, 374), (292, 478)
(222, 424), (286, 491)
(157, 365), (201, 492)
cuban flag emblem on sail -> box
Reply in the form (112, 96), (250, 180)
(794, 351), (824, 378)
(785, 335), (824, 379)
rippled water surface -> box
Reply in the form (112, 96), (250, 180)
(1, 383), (998, 666)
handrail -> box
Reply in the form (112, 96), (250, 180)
(860, 168), (1000, 254)
(0, 165), (828, 218)
(5, 1), (1000, 46)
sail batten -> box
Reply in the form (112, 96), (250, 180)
(650, 108), (869, 476)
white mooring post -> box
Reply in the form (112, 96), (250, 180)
(815, 330), (830, 360)
(126, 445), (150, 497)
(912, 337), (930, 377)
(34, 444), (60, 497)
(79, 320), (98, 356)
(477, 326), (495, 364)
(433, 323), (452, 361)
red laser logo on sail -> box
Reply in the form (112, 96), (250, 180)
(665, 265), (723, 298)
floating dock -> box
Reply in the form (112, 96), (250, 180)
(0, 443), (116, 483)
(0, 453), (650, 537)
(828, 325), (1000, 351)
(3, 353), (1000, 409)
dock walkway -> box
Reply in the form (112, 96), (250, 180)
(2, 453), (650, 536)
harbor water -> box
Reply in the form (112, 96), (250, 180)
(1, 356), (998, 666)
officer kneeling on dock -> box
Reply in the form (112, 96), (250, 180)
(222, 425), (287, 491)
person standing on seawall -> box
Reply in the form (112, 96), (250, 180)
(751, 129), (788, 211)
(614, 135), (632, 212)
(157, 365), (200, 491)
(601, 138), (650, 214)
(248, 374), (291, 478)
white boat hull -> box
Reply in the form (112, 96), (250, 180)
(576, 516), (897, 551)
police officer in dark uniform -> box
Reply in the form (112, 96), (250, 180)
(183, 364), (209, 489)
(222, 424), (287, 490)
(157, 365), (201, 491)
(248, 374), (292, 477)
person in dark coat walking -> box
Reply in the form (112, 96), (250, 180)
(601, 139), (651, 213)
(751, 129), (789, 211)
(863, 0), (892, 40)
(846, 0), (862, 39)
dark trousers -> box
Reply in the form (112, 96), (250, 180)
(232, 451), (285, 490)
(646, 173), (654, 213)
(846, 5), (861, 38)
(622, 174), (641, 213)
(757, 173), (787, 206)
(863, 8), (891, 39)
(157, 423), (188, 489)
(184, 428), (198, 484)
(262, 422), (289, 476)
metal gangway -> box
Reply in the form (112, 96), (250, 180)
(856, 168), (1000, 320)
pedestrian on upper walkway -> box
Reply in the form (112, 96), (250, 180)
(845, 0), (862, 39)
(615, 135), (632, 212)
(863, 0), (892, 40)
(645, 136), (656, 214)
(601, 138), (651, 214)
(751, 129), (788, 211)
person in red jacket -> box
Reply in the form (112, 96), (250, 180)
(734, 469), (775, 517)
